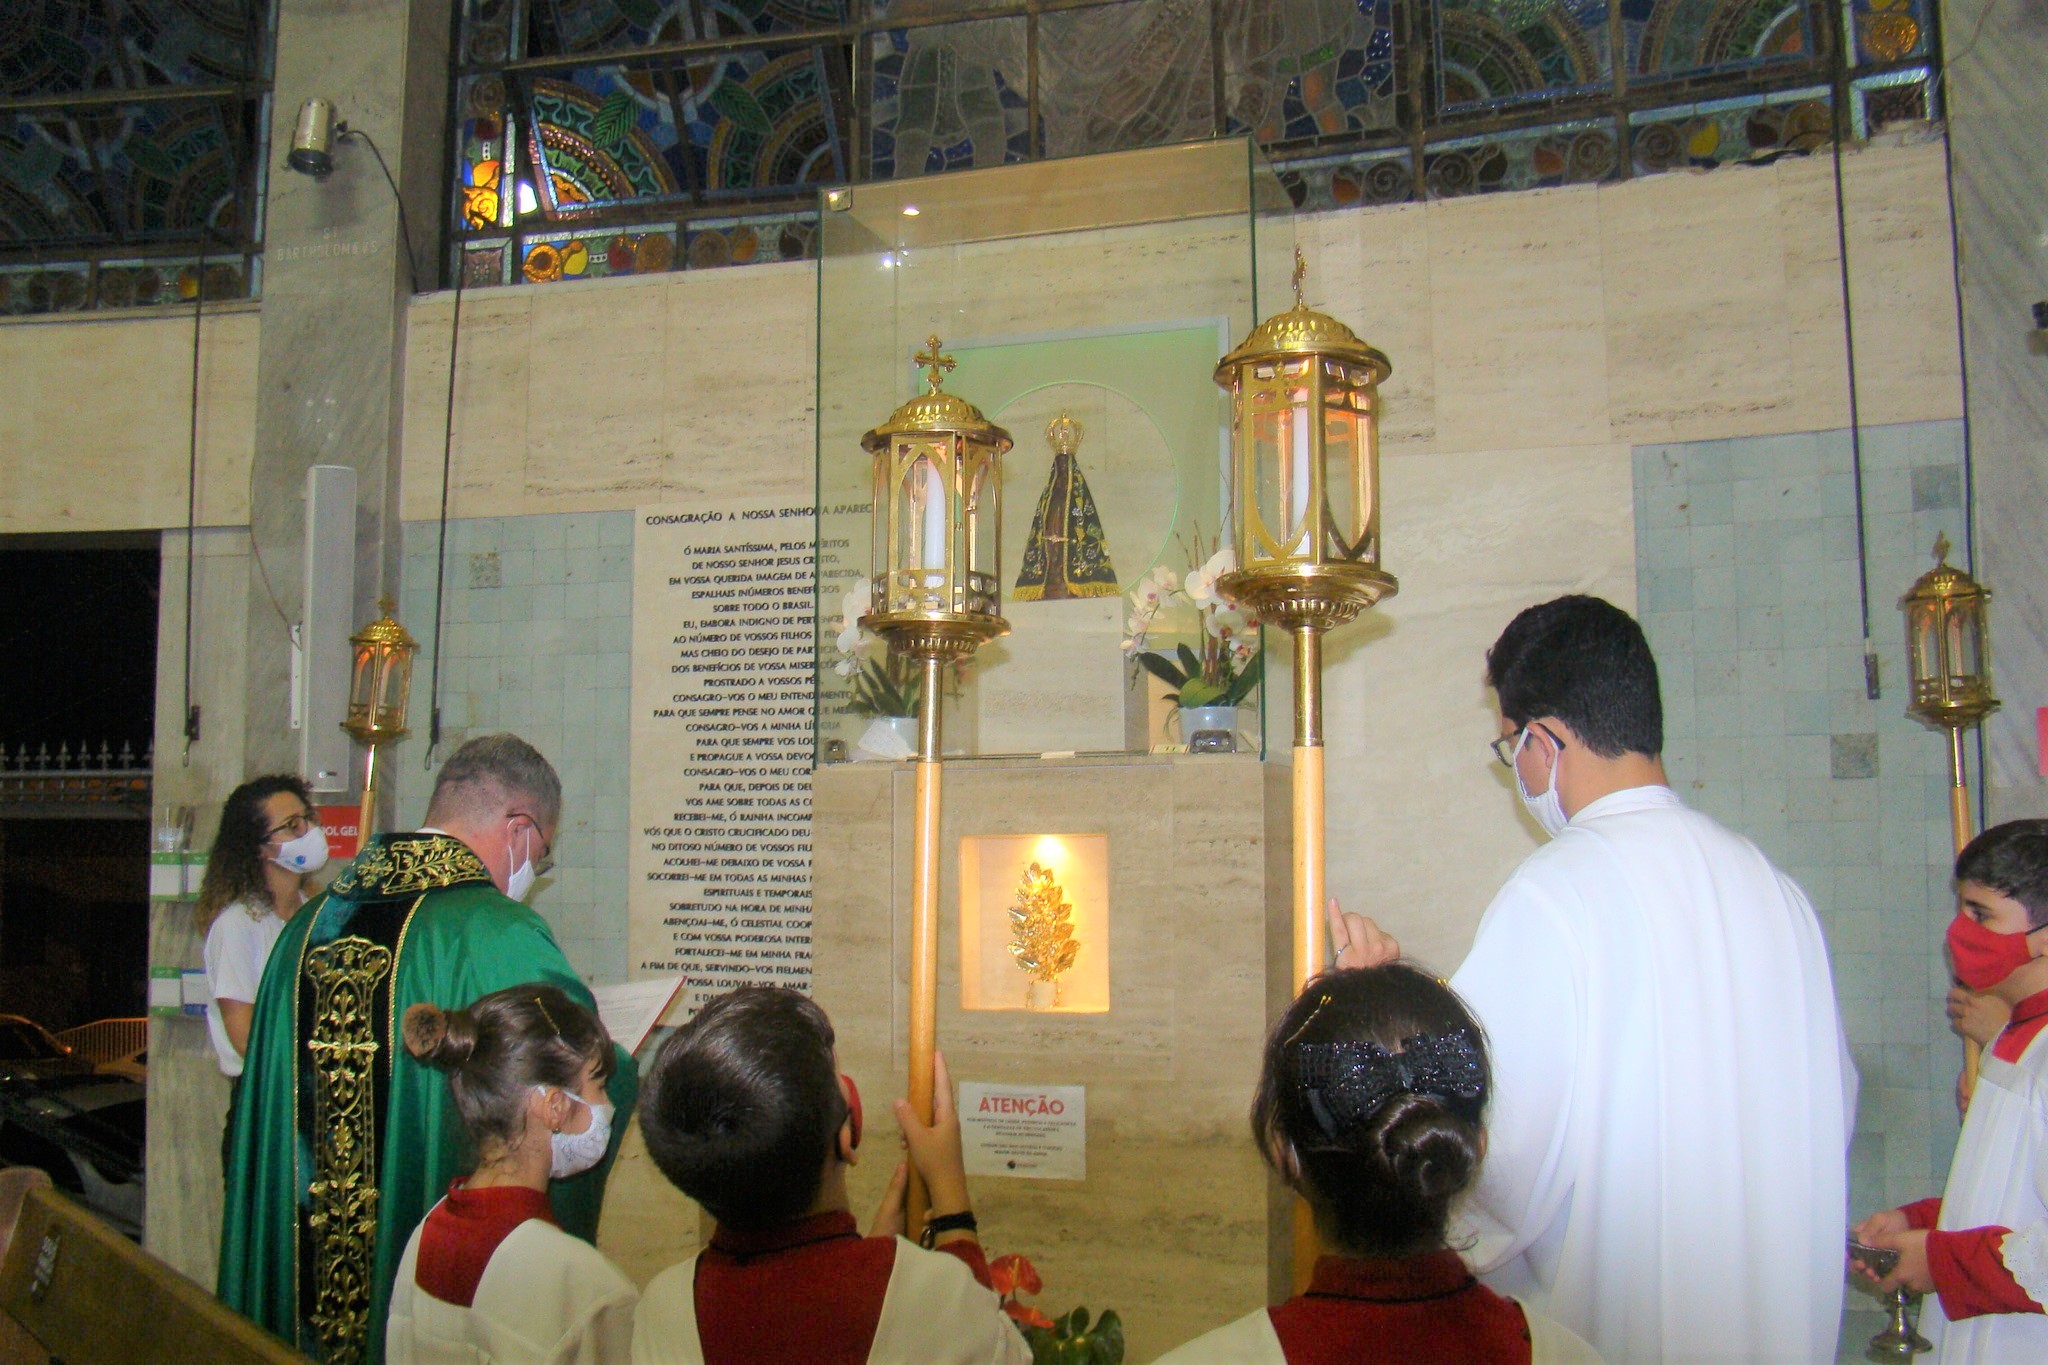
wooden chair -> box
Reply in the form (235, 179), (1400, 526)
(0, 1183), (309, 1363)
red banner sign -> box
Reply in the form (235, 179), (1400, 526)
(318, 805), (362, 861)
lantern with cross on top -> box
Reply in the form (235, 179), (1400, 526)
(856, 335), (1012, 1235)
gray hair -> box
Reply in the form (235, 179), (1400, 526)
(425, 734), (562, 831)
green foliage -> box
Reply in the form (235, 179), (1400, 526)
(1021, 1307), (1124, 1365)
(1134, 643), (1263, 708)
(709, 81), (774, 136)
(592, 90), (637, 151)
(846, 656), (919, 718)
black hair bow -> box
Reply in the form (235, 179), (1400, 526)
(1291, 1029), (1486, 1140)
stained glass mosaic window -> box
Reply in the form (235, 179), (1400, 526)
(0, 0), (271, 312)
(450, 0), (1942, 287)
(452, 1), (850, 285)
(1433, 0), (1613, 110)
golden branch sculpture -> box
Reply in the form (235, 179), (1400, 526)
(1007, 861), (1079, 1008)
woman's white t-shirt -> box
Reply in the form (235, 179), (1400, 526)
(203, 901), (286, 1077)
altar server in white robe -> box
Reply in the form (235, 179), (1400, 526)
(1334, 595), (1856, 1364)
(1853, 820), (2048, 1361)
(387, 989), (638, 1365)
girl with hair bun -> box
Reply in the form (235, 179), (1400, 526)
(385, 985), (637, 1365)
(1159, 964), (1600, 1363)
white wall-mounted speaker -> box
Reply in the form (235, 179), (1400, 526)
(300, 464), (358, 792)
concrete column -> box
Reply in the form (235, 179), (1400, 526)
(141, 1), (455, 1286)
(240, 0), (452, 779)
(1941, 0), (2048, 821)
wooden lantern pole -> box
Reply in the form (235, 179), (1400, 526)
(1948, 724), (1984, 1099)
(905, 651), (947, 1229)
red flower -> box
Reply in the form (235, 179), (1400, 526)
(989, 1253), (1041, 1298)
(1004, 1302), (1055, 1331)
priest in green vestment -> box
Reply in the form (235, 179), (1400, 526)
(218, 734), (638, 1364)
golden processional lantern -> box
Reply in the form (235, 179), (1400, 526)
(858, 335), (1010, 1232)
(1902, 533), (1998, 745)
(1901, 532), (1999, 1120)
(1216, 252), (1396, 1293)
(1215, 251), (1395, 988)
(341, 597), (417, 839)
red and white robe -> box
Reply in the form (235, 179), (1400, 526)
(1902, 988), (2048, 1363)
(386, 1181), (638, 1365)
(1154, 1249), (1600, 1364)
(629, 1211), (1029, 1364)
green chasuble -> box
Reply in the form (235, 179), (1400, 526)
(217, 833), (638, 1364)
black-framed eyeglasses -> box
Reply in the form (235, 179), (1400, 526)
(508, 812), (556, 876)
(1492, 725), (1564, 769)
(265, 809), (321, 841)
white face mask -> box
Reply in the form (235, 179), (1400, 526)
(505, 825), (537, 903)
(539, 1087), (613, 1179)
(271, 825), (329, 875)
(1513, 726), (1570, 839)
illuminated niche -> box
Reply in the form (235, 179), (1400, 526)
(959, 833), (1110, 1013)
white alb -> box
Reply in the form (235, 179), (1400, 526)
(1449, 785), (1857, 1364)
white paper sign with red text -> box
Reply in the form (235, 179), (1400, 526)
(957, 1083), (1086, 1181)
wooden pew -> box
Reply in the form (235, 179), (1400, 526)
(0, 1184), (309, 1363)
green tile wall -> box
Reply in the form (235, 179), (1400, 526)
(1635, 420), (1978, 1356)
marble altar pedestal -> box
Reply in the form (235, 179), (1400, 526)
(812, 753), (1293, 1361)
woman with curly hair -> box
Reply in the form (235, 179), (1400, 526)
(195, 775), (326, 1079)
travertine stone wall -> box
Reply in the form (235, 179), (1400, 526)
(0, 306), (258, 533)
(1940, 0), (2048, 819)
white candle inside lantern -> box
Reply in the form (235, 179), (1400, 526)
(920, 459), (947, 570)
(1289, 397), (1311, 541)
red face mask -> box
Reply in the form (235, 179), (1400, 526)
(1946, 912), (2037, 992)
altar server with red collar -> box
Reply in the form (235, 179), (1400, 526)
(630, 985), (1029, 1365)
(1157, 963), (1599, 1364)
(386, 986), (637, 1365)
(1853, 820), (2048, 1361)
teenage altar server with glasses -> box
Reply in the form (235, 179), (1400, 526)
(1334, 595), (1856, 1364)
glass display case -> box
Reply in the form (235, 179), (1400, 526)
(815, 137), (1294, 763)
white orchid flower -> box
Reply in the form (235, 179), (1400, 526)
(835, 619), (864, 655)
(1206, 606), (1250, 639)
(1185, 546), (1236, 606)
(833, 657), (859, 678)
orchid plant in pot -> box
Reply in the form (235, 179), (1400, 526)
(832, 579), (922, 758)
(1122, 532), (1261, 752)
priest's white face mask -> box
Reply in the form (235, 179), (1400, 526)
(1512, 725), (1570, 838)
(502, 814), (553, 903)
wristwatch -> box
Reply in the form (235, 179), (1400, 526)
(919, 1210), (978, 1248)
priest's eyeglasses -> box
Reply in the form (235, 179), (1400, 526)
(265, 809), (322, 840)
(508, 812), (556, 876)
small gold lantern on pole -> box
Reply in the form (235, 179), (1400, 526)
(1215, 250), (1395, 1290)
(341, 596), (418, 840)
(1215, 250), (1395, 987)
(859, 335), (1010, 1230)
(1902, 532), (1998, 1103)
